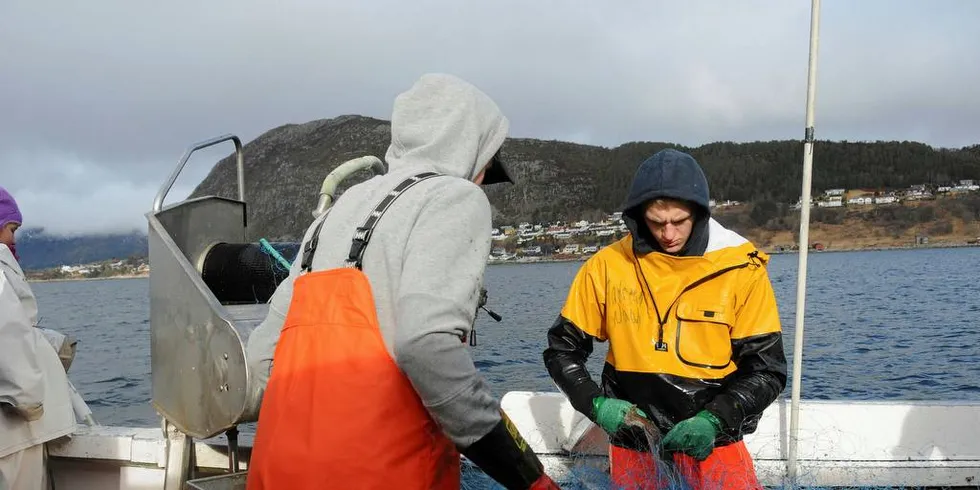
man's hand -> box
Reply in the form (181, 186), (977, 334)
(592, 396), (648, 435)
(661, 410), (722, 460)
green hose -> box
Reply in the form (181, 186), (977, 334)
(259, 238), (293, 270)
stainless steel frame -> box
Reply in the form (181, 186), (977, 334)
(152, 134), (244, 213)
(146, 136), (254, 443)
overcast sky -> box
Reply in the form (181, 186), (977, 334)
(2, 0), (978, 235)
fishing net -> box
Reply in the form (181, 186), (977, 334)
(461, 457), (980, 490)
(457, 416), (980, 490)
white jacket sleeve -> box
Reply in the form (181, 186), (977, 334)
(0, 269), (45, 416)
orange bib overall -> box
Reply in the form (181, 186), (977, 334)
(246, 173), (458, 490)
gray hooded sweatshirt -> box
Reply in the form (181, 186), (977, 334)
(245, 73), (507, 448)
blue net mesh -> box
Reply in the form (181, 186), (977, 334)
(460, 455), (980, 490)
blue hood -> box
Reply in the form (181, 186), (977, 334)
(622, 149), (711, 256)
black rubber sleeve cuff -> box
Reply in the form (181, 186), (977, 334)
(462, 411), (545, 490)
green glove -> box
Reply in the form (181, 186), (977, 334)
(661, 410), (722, 461)
(592, 396), (647, 435)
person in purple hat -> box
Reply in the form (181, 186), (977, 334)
(0, 186), (78, 489)
(0, 186), (23, 262)
(0, 186), (35, 321)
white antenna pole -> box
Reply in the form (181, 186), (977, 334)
(787, 0), (822, 483)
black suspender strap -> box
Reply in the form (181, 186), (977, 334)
(345, 172), (442, 269)
(299, 171), (442, 273)
(300, 214), (327, 273)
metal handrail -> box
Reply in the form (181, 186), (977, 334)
(153, 134), (244, 212)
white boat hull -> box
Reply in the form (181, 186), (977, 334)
(45, 393), (980, 489)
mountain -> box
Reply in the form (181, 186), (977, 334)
(190, 115), (980, 242)
(16, 228), (148, 271)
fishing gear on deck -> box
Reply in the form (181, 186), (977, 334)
(199, 241), (300, 304)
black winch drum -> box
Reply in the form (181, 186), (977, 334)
(198, 241), (301, 304)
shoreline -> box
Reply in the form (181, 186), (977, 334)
(24, 242), (979, 280)
(490, 241), (978, 265)
(27, 273), (149, 284)
(762, 241), (979, 255)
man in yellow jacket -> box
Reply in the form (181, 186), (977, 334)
(543, 149), (787, 490)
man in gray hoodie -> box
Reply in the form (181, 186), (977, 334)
(245, 74), (559, 490)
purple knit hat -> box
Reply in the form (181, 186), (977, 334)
(0, 186), (23, 230)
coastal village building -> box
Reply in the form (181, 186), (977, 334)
(793, 181), (976, 210)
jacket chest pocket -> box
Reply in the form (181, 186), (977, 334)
(674, 301), (732, 369)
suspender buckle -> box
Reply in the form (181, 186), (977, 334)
(347, 226), (373, 266)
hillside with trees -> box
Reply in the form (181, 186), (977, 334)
(190, 115), (980, 245)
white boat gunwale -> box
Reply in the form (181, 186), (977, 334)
(45, 393), (980, 489)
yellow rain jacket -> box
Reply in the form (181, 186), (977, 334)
(544, 149), (787, 452)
